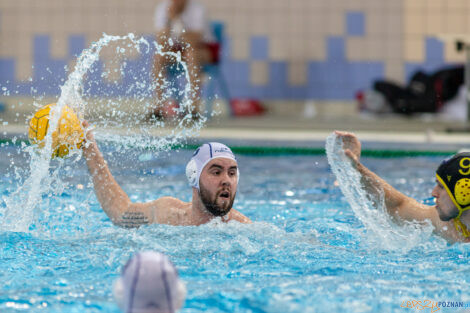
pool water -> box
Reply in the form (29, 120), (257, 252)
(1, 142), (469, 313)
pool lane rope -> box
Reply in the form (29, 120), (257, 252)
(0, 138), (458, 158)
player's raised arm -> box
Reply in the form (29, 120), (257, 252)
(334, 131), (439, 224)
(334, 131), (470, 243)
(81, 121), (157, 227)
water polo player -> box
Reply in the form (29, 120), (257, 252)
(336, 131), (470, 242)
(113, 251), (187, 313)
(81, 121), (251, 227)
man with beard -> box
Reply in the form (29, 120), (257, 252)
(336, 131), (470, 243)
(82, 123), (251, 227)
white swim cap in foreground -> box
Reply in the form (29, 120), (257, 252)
(113, 251), (186, 313)
(186, 142), (238, 190)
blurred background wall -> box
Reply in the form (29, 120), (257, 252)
(0, 0), (467, 102)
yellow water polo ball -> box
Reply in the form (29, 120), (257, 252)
(28, 103), (84, 158)
(455, 178), (470, 206)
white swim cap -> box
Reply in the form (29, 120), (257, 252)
(185, 142), (239, 190)
(113, 251), (186, 313)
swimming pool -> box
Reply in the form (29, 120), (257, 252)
(1, 141), (469, 313)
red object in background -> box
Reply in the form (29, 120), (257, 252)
(230, 99), (265, 116)
(204, 42), (220, 64)
(355, 90), (365, 111)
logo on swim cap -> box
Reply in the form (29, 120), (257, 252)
(185, 142), (238, 190)
(214, 147), (230, 153)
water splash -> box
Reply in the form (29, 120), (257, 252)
(325, 133), (434, 252)
(0, 33), (206, 232)
(76, 33), (206, 153)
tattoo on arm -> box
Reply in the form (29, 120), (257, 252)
(120, 212), (149, 228)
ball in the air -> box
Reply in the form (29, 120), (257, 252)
(28, 103), (84, 158)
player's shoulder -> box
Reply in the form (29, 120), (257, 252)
(153, 196), (188, 209)
(229, 209), (252, 224)
(151, 196), (191, 225)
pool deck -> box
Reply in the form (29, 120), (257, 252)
(3, 111), (470, 152)
(0, 98), (470, 151)
(202, 114), (470, 152)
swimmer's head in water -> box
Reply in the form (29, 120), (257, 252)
(113, 251), (186, 313)
(186, 142), (239, 190)
(436, 152), (470, 220)
(186, 143), (239, 216)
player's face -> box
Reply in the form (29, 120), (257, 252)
(432, 181), (459, 221)
(198, 158), (238, 216)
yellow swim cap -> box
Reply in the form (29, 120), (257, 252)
(436, 152), (470, 237)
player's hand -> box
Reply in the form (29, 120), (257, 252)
(81, 120), (95, 148)
(334, 131), (361, 165)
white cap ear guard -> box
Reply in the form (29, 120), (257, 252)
(186, 159), (198, 188)
(185, 142), (239, 190)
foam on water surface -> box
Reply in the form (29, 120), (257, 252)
(0, 35), (468, 313)
(0, 147), (468, 313)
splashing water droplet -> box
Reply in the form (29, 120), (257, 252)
(325, 133), (433, 252)
(1, 33), (206, 232)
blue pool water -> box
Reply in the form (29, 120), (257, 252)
(1, 142), (469, 313)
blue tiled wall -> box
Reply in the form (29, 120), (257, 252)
(404, 37), (448, 82)
(222, 36), (384, 100)
(0, 30), (453, 100)
(1, 1), (466, 101)
(250, 37), (269, 61)
(346, 12), (365, 37)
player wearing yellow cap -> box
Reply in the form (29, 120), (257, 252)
(435, 152), (470, 237)
(335, 131), (470, 243)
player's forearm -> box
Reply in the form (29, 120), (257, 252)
(83, 140), (131, 222)
(356, 162), (410, 218)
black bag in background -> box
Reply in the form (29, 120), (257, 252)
(373, 66), (464, 114)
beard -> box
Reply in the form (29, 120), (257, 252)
(199, 184), (235, 217)
(436, 204), (459, 221)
